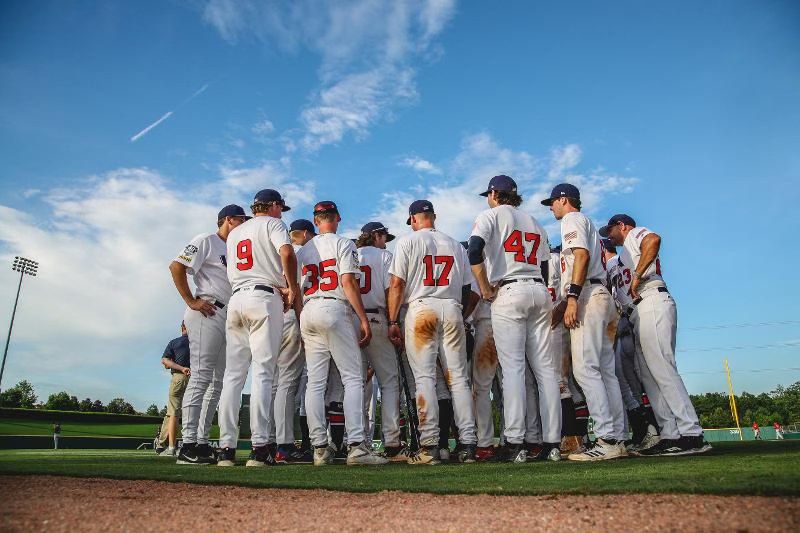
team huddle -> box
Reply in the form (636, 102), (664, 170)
(167, 175), (711, 467)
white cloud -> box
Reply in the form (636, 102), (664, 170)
(399, 155), (442, 175)
(251, 119), (275, 135)
(200, 0), (458, 151)
(368, 133), (637, 244)
(0, 166), (314, 408)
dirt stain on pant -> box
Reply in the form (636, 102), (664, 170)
(445, 369), (452, 386)
(416, 394), (427, 425)
(476, 335), (498, 369)
(606, 320), (618, 343)
(413, 310), (438, 353)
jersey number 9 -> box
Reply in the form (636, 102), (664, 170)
(236, 239), (253, 271)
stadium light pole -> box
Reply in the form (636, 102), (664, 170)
(0, 256), (38, 392)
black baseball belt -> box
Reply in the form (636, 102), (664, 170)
(498, 277), (544, 287)
(232, 284), (275, 295)
(632, 286), (669, 306)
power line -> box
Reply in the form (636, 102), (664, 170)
(683, 320), (800, 331)
(678, 341), (800, 353)
(682, 367), (800, 375)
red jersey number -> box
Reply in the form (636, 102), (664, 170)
(236, 239), (253, 271)
(359, 265), (372, 295)
(303, 259), (339, 295)
(422, 255), (454, 286)
(503, 230), (541, 265)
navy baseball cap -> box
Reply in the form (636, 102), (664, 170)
(217, 204), (250, 221)
(600, 238), (617, 254)
(406, 199), (435, 225)
(599, 214), (637, 237)
(540, 183), (580, 206)
(479, 174), (518, 197)
(253, 189), (291, 212)
(289, 219), (315, 234)
(313, 200), (339, 216)
(361, 221), (395, 242)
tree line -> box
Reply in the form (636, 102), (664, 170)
(0, 380), (166, 417)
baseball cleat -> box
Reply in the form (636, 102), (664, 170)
(636, 438), (680, 457)
(567, 438), (628, 462)
(216, 447), (236, 467)
(630, 431), (661, 455)
(176, 443), (215, 465)
(245, 445), (276, 467)
(275, 444), (313, 464)
(455, 443), (477, 463)
(489, 443), (527, 463)
(525, 442), (543, 461)
(532, 443), (562, 462)
(407, 446), (441, 465)
(347, 441), (389, 466)
(313, 445), (336, 466)
(657, 435), (713, 456)
(475, 446), (496, 462)
(438, 447), (451, 462)
(382, 446), (412, 462)
(196, 443), (218, 464)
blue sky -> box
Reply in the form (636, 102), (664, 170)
(1, 0), (798, 409)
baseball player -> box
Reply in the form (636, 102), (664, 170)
(170, 204), (248, 465)
(600, 214), (711, 455)
(215, 189), (299, 468)
(542, 184), (627, 461)
(603, 237), (660, 450)
(469, 274), (498, 460)
(269, 219), (317, 463)
(469, 175), (561, 462)
(354, 222), (405, 460)
(297, 201), (388, 466)
(387, 199), (477, 465)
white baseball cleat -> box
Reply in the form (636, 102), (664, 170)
(567, 438), (628, 462)
(313, 445), (336, 466)
(545, 447), (562, 462)
(438, 447), (451, 462)
(347, 442), (390, 466)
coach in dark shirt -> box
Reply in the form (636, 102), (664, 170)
(157, 322), (191, 455)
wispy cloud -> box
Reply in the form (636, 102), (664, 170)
(399, 155), (442, 175)
(129, 83), (210, 142)
(201, 0), (458, 151)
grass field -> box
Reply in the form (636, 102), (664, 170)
(0, 418), (220, 439)
(1, 441), (798, 496)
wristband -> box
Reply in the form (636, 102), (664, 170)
(388, 320), (400, 326)
(632, 271), (643, 280)
(566, 283), (583, 299)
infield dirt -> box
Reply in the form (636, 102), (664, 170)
(1, 475), (798, 532)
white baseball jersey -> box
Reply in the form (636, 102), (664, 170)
(357, 246), (393, 309)
(559, 211), (607, 294)
(547, 251), (563, 304)
(226, 216), (291, 292)
(389, 228), (471, 303)
(174, 232), (232, 304)
(471, 205), (551, 284)
(297, 232), (360, 303)
(606, 255), (634, 307)
(620, 227), (664, 284)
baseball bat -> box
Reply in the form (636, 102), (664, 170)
(395, 346), (420, 452)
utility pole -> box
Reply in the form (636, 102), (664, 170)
(0, 256), (38, 392)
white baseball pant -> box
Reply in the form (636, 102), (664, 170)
(356, 311), (401, 447)
(217, 289), (283, 449)
(404, 298), (476, 447)
(631, 286), (702, 439)
(181, 303), (226, 445)
(524, 362), (543, 443)
(267, 311), (305, 445)
(491, 280), (561, 444)
(552, 323), (572, 400)
(568, 284), (627, 441)
(472, 317), (498, 448)
(301, 299), (365, 446)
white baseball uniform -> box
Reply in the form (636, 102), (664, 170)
(471, 204), (560, 445)
(174, 232), (230, 446)
(268, 243), (305, 446)
(218, 216), (291, 449)
(297, 232), (366, 447)
(389, 228), (476, 447)
(355, 245), (401, 447)
(606, 255), (641, 412)
(547, 251), (572, 401)
(622, 227), (702, 439)
(470, 283), (497, 448)
(559, 211), (626, 441)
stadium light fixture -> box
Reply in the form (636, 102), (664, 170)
(0, 256), (39, 392)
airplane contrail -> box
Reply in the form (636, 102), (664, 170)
(130, 111), (173, 142)
(129, 83), (209, 142)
